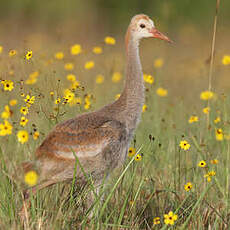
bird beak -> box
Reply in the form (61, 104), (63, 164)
(150, 28), (172, 43)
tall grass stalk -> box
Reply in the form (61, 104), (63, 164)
(226, 143), (229, 219)
(207, 0), (221, 126)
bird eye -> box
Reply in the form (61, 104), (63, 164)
(140, 24), (145, 29)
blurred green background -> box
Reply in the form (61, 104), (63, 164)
(1, 0), (230, 33)
(0, 0), (229, 99)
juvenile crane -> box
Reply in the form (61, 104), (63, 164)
(22, 14), (171, 212)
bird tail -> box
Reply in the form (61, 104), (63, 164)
(13, 161), (38, 186)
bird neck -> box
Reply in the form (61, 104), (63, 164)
(117, 35), (145, 128)
(99, 34), (145, 130)
(123, 37), (144, 98)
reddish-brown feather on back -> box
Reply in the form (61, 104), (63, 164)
(35, 116), (125, 162)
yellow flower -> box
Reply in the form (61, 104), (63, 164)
(184, 182), (193, 192)
(188, 116), (199, 123)
(154, 58), (164, 68)
(156, 87), (168, 97)
(135, 154), (142, 161)
(84, 61), (95, 70)
(208, 170), (216, 176)
(29, 71), (39, 79)
(50, 91), (54, 96)
(17, 130), (29, 144)
(112, 72), (122, 83)
(63, 89), (75, 103)
(55, 98), (61, 104)
(26, 74), (35, 84)
(206, 176), (212, 182)
(33, 131), (40, 140)
(24, 95), (35, 106)
(92, 46), (102, 54)
(104, 36), (116, 45)
(204, 171), (216, 182)
(66, 74), (76, 82)
(203, 107), (210, 114)
(24, 171), (38, 187)
(0, 120), (13, 136)
(214, 117), (221, 124)
(1, 105), (11, 119)
(85, 94), (92, 101)
(216, 128), (223, 141)
(55, 52), (64, 60)
(198, 160), (206, 168)
(179, 140), (190, 150)
(64, 63), (74, 71)
(143, 74), (154, 84)
(128, 147), (136, 157)
(115, 94), (121, 100)
(9, 49), (17, 57)
(26, 75), (37, 84)
(25, 50), (32, 60)
(210, 159), (218, 164)
(9, 99), (17, 106)
(222, 55), (230, 65)
(153, 217), (160, 225)
(71, 44), (82, 55)
(20, 107), (29, 115)
(0, 46), (3, 53)
(71, 81), (80, 90)
(142, 104), (147, 112)
(95, 74), (104, 84)
(20, 117), (28, 127)
(84, 102), (91, 110)
(164, 211), (178, 225)
(25, 71), (39, 85)
(69, 97), (82, 107)
(200, 91), (214, 100)
(2, 80), (14, 91)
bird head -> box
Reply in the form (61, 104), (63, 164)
(126, 14), (172, 45)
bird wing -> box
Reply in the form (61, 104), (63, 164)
(35, 115), (127, 162)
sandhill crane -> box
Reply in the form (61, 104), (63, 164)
(21, 14), (171, 218)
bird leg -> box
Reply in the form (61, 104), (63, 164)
(85, 179), (106, 219)
(19, 180), (56, 225)
(19, 199), (30, 229)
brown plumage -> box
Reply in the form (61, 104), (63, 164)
(34, 114), (128, 183)
(21, 14), (171, 216)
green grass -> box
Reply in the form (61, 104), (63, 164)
(1, 17), (230, 229)
(1, 76), (230, 229)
